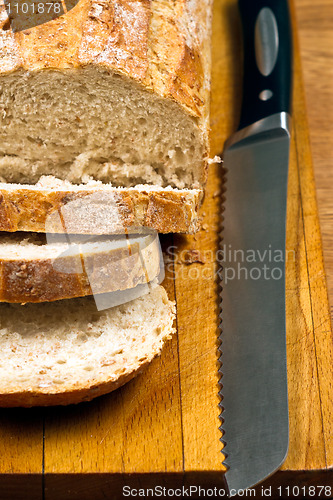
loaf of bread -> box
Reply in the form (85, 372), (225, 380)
(0, 231), (161, 303)
(0, 285), (175, 407)
(0, 0), (213, 234)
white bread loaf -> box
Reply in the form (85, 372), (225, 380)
(0, 0), (213, 234)
(0, 285), (175, 407)
(0, 231), (161, 303)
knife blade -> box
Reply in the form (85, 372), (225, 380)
(219, 0), (292, 493)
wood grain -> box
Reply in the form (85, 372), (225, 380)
(285, 0), (333, 469)
(0, 408), (43, 499)
(282, 130), (327, 470)
(294, 0), (333, 323)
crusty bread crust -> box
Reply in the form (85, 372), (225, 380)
(0, 183), (202, 234)
(0, 233), (161, 303)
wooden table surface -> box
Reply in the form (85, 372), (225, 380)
(294, 0), (333, 320)
(0, 1), (332, 499)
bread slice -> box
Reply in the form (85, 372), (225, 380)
(0, 231), (162, 303)
(0, 285), (175, 407)
(0, 0), (212, 234)
(0, 178), (202, 234)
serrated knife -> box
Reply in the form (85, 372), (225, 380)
(220, 0), (292, 493)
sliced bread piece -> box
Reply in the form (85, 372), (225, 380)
(0, 179), (202, 234)
(0, 285), (175, 407)
(0, 231), (162, 303)
(0, 0), (212, 234)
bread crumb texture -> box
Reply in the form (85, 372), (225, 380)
(0, 285), (175, 406)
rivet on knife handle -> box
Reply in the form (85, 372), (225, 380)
(238, 0), (292, 130)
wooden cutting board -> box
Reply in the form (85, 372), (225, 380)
(0, 0), (332, 498)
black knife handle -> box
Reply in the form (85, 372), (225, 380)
(238, 0), (292, 130)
